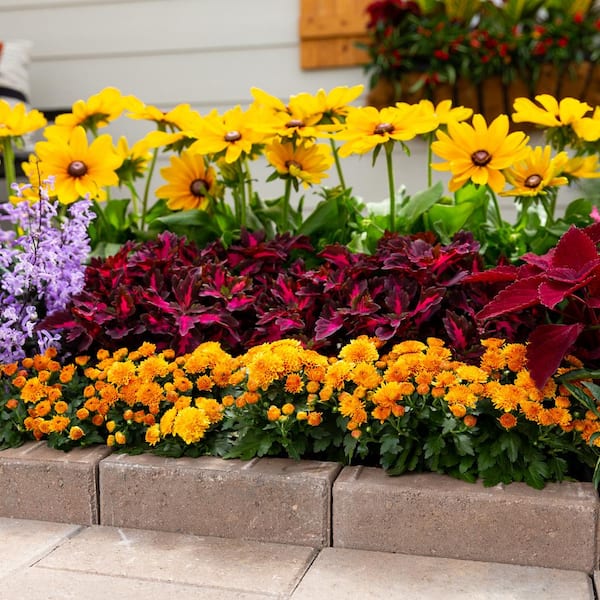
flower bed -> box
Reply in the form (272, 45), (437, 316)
(1, 84), (600, 491)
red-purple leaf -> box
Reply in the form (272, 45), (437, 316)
(527, 323), (584, 389)
(477, 276), (545, 319)
(552, 226), (599, 272)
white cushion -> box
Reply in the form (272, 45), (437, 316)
(0, 40), (32, 105)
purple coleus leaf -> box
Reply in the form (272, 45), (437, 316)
(314, 307), (345, 340)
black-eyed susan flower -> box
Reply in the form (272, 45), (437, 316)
(155, 149), (220, 211)
(52, 87), (135, 135)
(512, 94), (591, 128)
(0, 100), (46, 138)
(334, 104), (434, 157)
(304, 84), (364, 123)
(265, 139), (333, 188)
(32, 126), (122, 204)
(563, 155), (600, 179)
(500, 145), (569, 198)
(431, 113), (529, 193)
(188, 106), (265, 163)
(414, 98), (473, 127)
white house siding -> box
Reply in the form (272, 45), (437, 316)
(0, 0), (577, 218)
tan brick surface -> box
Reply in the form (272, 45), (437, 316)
(333, 466), (598, 572)
(0, 442), (111, 525)
(100, 454), (341, 546)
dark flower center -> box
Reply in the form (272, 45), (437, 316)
(471, 150), (491, 166)
(524, 174), (543, 188)
(374, 122), (394, 135)
(189, 178), (210, 197)
(224, 130), (242, 142)
(285, 119), (304, 128)
(285, 159), (302, 171)
(67, 160), (88, 178)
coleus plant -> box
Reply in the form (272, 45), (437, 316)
(470, 224), (600, 388)
(41, 229), (525, 361)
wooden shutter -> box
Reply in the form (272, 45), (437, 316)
(299, 0), (371, 69)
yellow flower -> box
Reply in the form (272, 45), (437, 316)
(144, 424), (161, 446)
(114, 431), (127, 445)
(52, 87), (133, 133)
(115, 136), (151, 183)
(431, 114), (529, 193)
(0, 100), (46, 137)
(282, 402), (295, 415)
(334, 104), (432, 157)
(265, 139), (333, 188)
(350, 363), (382, 389)
(127, 100), (203, 131)
(106, 360), (137, 386)
(338, 391), (367, 425)
(155, 149), (220, 211)
(188, 106), (265, 163)
(172, 406), (210, 444)
(32, 126), (122, 204)
(512, 95), (591, 128)
(305, 85), (364, 122)
(195, 397), (223, 424)
(338, 336), (379, 364)
(562, 155), (600, 179)
(69, 426), (85, 441)
(159, 406), (178, 435)
(284, 373), (304, 394)
(414, 99), (473, 127)
(500, 145), (569, 197)
(267, 405), (282, 421)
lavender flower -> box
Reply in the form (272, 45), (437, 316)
(0, 184), (95, 362)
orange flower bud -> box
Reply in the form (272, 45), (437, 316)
(307, 412), (323, 426)
(282, 403), (295, 415)
(267, 405), (281, 421)
(69, 426), (85, 441)
(463, 415), (477, 428)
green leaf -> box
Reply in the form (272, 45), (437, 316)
(397, 182), (444, 225)
(380, 433), (401, 456)
(343, 433), (358, 460)
(454, 433), (475, 456)
(424, 435), (445, 459)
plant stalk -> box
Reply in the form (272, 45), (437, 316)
(2, 137), (16, 202)
(385, 143), (396, 232)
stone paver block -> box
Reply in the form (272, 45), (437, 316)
(2, 568), (276, 600)
(0, 517), (80, 579)
(37, 525), (316, 597)
(333, 467), (598, 573)
(0, 442), (112, 525)
(100, 454), (341, 546)
(291, 548), (594, 600)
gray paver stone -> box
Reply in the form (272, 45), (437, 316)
(100, 453), (341, 546)
(0, 442), (111, 525)
(333, 466), (598, 572)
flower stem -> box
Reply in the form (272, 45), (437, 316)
(141, 147), (159, 231)
(427, 133), (433, 188)
(283, 177), (292, 231)
(329, 138), (347, 190)
(385, 143), (396, 232)
(243, 155), (254, 210)
(489, 187), (503, 227)
(2, 137), (16, 202)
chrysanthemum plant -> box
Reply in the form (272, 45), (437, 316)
(2, 336), (598, 489)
